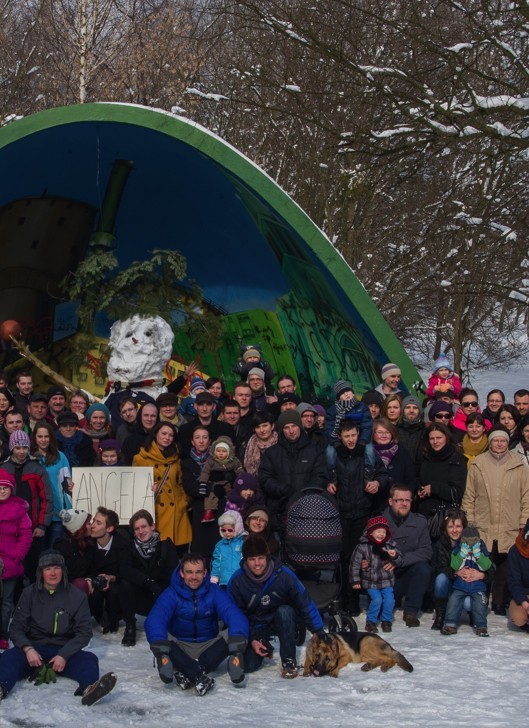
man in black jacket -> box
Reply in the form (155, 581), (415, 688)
(118, 509), (180, 647)
(327, 420), (389, 615)
(86, 507), (129, 636)
(258, 410), (328, 531)
(178, 392), (236, 459)
(0, 550), (115, 705)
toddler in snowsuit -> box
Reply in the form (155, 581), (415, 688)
(231, 345), (274, 390)
(442, 525), (491, 636)
(224, 472), (265, 518)
(199, 437), (243, 523)
(350, 516), (403, 633)
(426, 353), (462, 400)
(210, 511), (246, 586)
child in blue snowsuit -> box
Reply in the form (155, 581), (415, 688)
(210, 511), (246, 587)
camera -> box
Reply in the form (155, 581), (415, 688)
(92, 574), (109, 591)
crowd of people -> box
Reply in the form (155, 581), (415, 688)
(1, 349), (529, 700)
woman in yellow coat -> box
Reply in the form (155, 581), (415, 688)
(133, 421), (191, 555)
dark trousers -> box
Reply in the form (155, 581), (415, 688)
(23, 536), (45, 584)
(341, 516), (368, 609)
(0, 645), (99, 694)
(119, 579), (157, 623)
(169, 637), (228, 681)
(394, 561), (432, 615)
(243, 604), (297, 673)
(89, 582), (122, 625)
(490, 542), (509, 606)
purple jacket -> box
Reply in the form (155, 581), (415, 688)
(0, 495), (33, 579)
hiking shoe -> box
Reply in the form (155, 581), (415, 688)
(441, 626), (457, 635)
(281, 659), (298, 679)
(0, 640), (9, 650)
(81, 672), (117, 706)
(174, 671), (193, 690)
(228, 653), (245, 685)
(121, 622), (136, 647)
(381, 621), (392, 633)
(201, 510), (215, 524)
(365, 621), (378, 633)
(403, 612), (420, 628)
(474, 627), (489, 637)
(195, 673), (215, 696)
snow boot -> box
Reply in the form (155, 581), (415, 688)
(194, 672), (215, 696)
(431, 599), (447, 630)
(201, 510), (215, 524)
(121, 621), (136, 647)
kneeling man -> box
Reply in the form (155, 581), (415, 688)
(228, 534), (328, 678)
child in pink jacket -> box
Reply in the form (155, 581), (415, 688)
(426, 353), (462, 400)
(0, 468), (32, 649)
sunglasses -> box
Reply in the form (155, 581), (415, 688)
(434, 414), (452, 420)
(462, 401), (478, 407)
(220, 527), (235, 533)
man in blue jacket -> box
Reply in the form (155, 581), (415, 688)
(228, 534), (328, 679)
(145, 553), (249, 696)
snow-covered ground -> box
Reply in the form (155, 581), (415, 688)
(0, 610), (526, 728)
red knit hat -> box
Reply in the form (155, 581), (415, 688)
(366, 516), (391, 544)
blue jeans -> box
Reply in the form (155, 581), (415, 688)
(444, 589), (488, 629)
(244, 604), (297, 673)
(367, 587), (394, 623)
(0, 645), (99, 694)
(45, 521), (66, 550)
(434, 574), (471, 610)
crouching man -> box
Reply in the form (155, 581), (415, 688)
(228, 535), (328, 679)
(145, 552), (249, 696)
(0, 550), (116, 706)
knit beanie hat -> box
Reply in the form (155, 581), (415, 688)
(488, 428), (510, 444)
(57, 411), (79, 426)
(402, 395), (421, 410)
(361, 390), (384, 407)
(242, 534), (270, 560)
(86, 403), (111, 424)
(460, 525), (480, 548)
(190, 376), (206, 395)
(60, 508), (90, 534)
(214, 440), (232, 454)
(248, 367), (265, 381)
(0, 468), (15, 491)
(277, 410), (302, 431)
(334, 379), (353, 399)
(99, 439), (120, 453)
(243, 348), (260, 361)
(47, 385), (66, 400)
(9, 429), (30, 450)
(312, 404), (326, 417)
(278, 392), (301, 406)
(381, 363), (401, 380)
(433, 353), (452, 373)
(297, 402), (317, 416)
(366, 516), (391, 544)
(245, 508), (269, 525)
(429, 401), (453, 419)
(234, 472), (258, 490)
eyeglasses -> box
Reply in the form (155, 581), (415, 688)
(434, 414), (452, 420)
(462, 401), (478, 408)
(392, 498), (412, 504)
(220, 527), (235, 533)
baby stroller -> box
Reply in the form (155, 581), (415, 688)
(282, 488), (357, 643)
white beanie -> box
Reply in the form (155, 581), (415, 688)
(60, 508), (89, 534)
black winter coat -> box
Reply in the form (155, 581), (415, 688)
(384, 446), (417, 492)
(54, 536), (95, 581)
(416, 445), (467, 517)
(396, 419), (426, 474)
(119, 537), (180, 595)
(332, 444), (389, 519)
(258, 431), (329, 527)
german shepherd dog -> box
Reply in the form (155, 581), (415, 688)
(303, 631), (413, 677)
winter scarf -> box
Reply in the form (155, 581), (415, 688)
(242, 558), (274, 584)
(332, 396), (360, 439)
(373, 441), (399, 467)
(243, 432), (278, 475)
(56, 429), (84, 468)
(515, 531), (529, 559)
(189, 448), (209, 466)
(462, 434), (488, 467)
(134, 531), (161, 559)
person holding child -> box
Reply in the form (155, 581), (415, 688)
(441, 525), (492, 636)
(349, 516), (403, 633)
(198, 437), (243, 523)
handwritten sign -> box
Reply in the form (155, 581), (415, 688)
(72, 467), (154, 524)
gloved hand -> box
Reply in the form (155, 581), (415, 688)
(471, 543), (482, 559)
(198, 483), (209, 497)
(315, 629), (333, 645)
(227, 635), (247, 685)
(30, 664), (57, 685)
(150, 640), (174, 684)
(459, 542), (471, 559)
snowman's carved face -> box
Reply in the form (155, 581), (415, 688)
(107, 315), (174, 382)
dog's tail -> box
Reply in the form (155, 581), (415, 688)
(393, 649), (413, 673)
